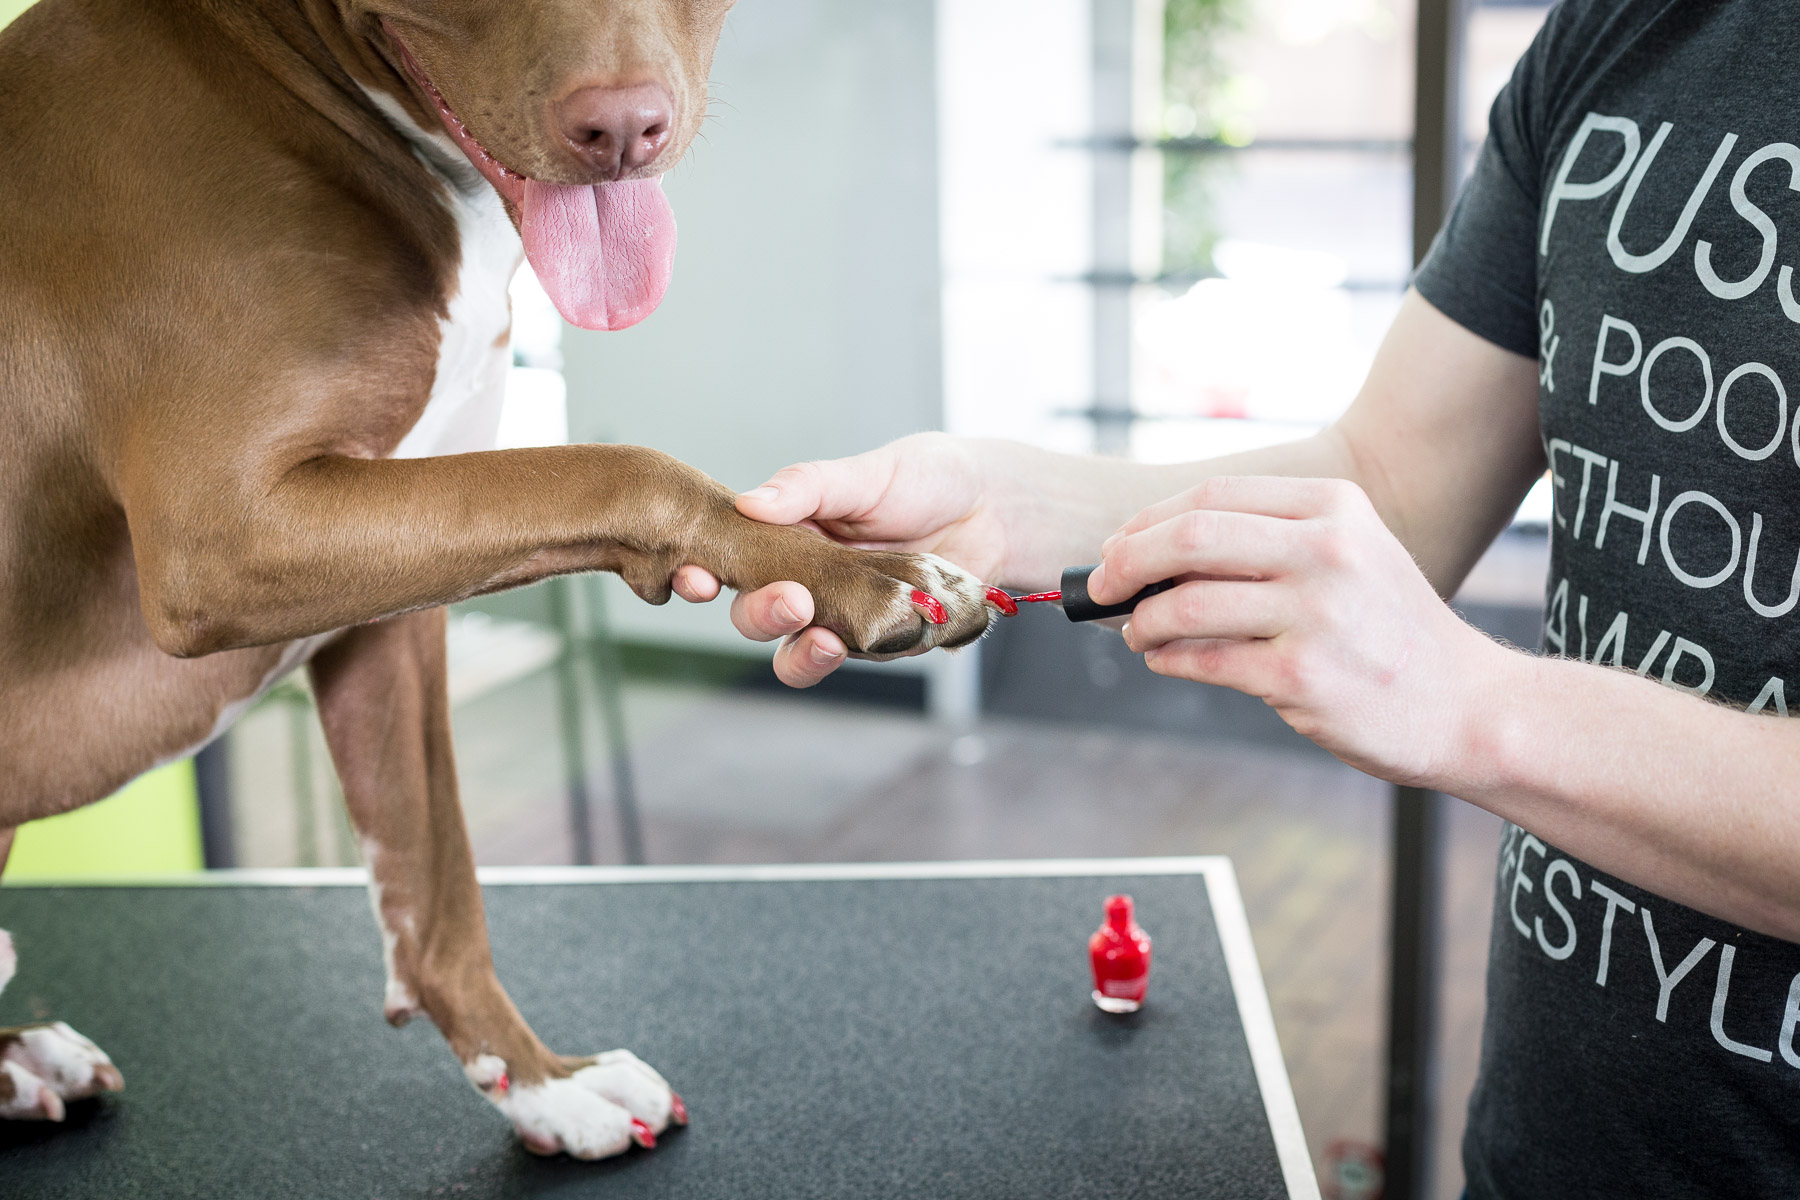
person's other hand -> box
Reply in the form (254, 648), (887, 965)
(675, 433), (1008, 688)
(1088, 476), (1503, 783)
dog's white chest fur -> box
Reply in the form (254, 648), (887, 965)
(365, 89), (521, 460)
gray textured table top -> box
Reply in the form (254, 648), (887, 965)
(0, 859), (1316, 1199)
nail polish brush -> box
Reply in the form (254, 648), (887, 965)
(983, 564), (1177, 623)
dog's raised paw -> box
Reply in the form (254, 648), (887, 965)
(468, 1049), (682, 1160)
(815, 551), (993, 661)
(0, 1021), (124, 1120)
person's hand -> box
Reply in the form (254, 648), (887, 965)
(673, 433), (1010, 688)
(1088, 476), (1507, 785)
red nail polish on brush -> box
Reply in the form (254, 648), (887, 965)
(1089, 894), (1152, 1014)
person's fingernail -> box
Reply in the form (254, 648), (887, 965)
(742, 486), (779, 503)
(771, 596), (799, 626)
(810, 643), (843, 666)
(1087, 563), (1107, 595)
(1120, 620), (1132, 646)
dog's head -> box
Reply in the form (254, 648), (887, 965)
(337, 0), (736, 330)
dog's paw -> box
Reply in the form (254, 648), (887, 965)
(0, 930), (14, 997)
(811, 550), (996, 661)
(467, 1050), (684, 1159)
(566, 1049), (687, 1131)
(0, 1022), (124, 1121)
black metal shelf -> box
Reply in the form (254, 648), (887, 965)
(1073, 270), (1409, 292)
(1068, 135), (1412, 155)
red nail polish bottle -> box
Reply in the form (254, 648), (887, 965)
(1089, 894), (1152, 1013)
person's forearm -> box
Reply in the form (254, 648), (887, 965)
(979, 432), (1358, 588)
(1449, 649), (1800, 941)
(1077, 436), (1800, 938)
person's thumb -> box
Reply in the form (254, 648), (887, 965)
(737, 451), (892, 527)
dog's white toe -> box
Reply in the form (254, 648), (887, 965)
(468, 1051), (673, 1159)
(917, 553), (990, 618)
(6, 1022), (123, 1099)
(0, 1022), (122, 1119)
(570, 1048), (683, 1131)
(0, 1060), (63, 1121)
(504, 1076), (645, 1159)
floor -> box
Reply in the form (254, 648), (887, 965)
(226, 663), (1504, 1199)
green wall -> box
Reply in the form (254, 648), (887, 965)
(8, 763), (205, 880)
(0, 0), (34, 31)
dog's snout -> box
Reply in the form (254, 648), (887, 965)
(555, 84), (673, 180)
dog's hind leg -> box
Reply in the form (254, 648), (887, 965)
(0, 829), (126, 1122)
(308, 609), (681, 1159)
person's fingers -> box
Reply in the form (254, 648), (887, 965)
(1120, 581), (1290, 653)
(772, 627), (848, 688)
(736, 448), (901, 528)
(1141, 637), (1270, 695)
(724, 584), (850, 687)
(729, 582), (815, 642)
(1102, 476), (1368, 556)
(672, 565), (721, 604)
(1089, 509), (1297, 603)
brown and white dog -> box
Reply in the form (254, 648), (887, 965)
(0, 0), (992, 1158)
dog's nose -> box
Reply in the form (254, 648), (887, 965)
(555, 84), (673, 179)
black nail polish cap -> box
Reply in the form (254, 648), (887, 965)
(1059, 565), (1178, 623)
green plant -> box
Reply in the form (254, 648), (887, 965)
(1161, 0), (1248, 277)
(1164, 0), (1247, 124)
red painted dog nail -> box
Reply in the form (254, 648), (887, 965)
(495, 1071), (509, 1095)
(669, 1092), (688, 1125)
(983, 586), (1018, 616)
(909, 589), (948, 625)
(630, 1117), (657, 1149)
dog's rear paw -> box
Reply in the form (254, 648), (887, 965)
(814, 551), (995, 660)
(467, 1049), (683, 1160)
(0, 1022), (125, 1121)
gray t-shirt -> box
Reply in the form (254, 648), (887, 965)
(1413, 1), (1800, 1195)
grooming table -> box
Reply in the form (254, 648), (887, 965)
(0, 858), (1318, 1199)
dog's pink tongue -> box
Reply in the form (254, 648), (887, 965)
(521, 177), (676, 331)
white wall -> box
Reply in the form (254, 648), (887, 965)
(562, 0), (944, 651)
(937, 0), (1095, 453)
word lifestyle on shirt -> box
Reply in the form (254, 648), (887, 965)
(1499, 824), (1800, 1073)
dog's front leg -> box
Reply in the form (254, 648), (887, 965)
(308, 610), (682, 1159)
(125, 444), (992, 660)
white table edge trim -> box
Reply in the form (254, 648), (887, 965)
(4, 856), (1238, 888)
(1200, 857), (1323, 1200)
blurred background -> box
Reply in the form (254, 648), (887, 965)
(3, 0), (1557, 1196)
